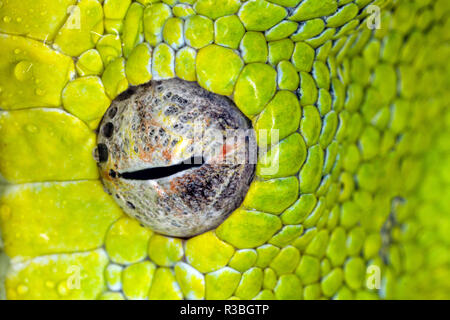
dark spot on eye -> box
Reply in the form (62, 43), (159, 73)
(165, 106), (178, 115)
(172, 95), (188, 106)
(127, 201), (136, 209)
(102, 122), (114, 138)
(109, 169), (117, 178)
(97, 143), (108, 162)
(116, 87), (136, 101)
(108, 106), (117, 119)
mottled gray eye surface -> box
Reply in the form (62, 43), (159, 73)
(96, 79), (256, 238)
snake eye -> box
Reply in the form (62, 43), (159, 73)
(96, 79), (256, 237)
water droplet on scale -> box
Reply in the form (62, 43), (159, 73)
(17, 284), (29, 295)
(45, 281), (55, 289)
(57, 281), (69, 296)
(14, 60), (33, 81)
(26, 123), (39, 133)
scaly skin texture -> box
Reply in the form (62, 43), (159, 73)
(0, 0), (450, 300)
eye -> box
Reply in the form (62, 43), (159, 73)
(95, 78), (256, 237)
